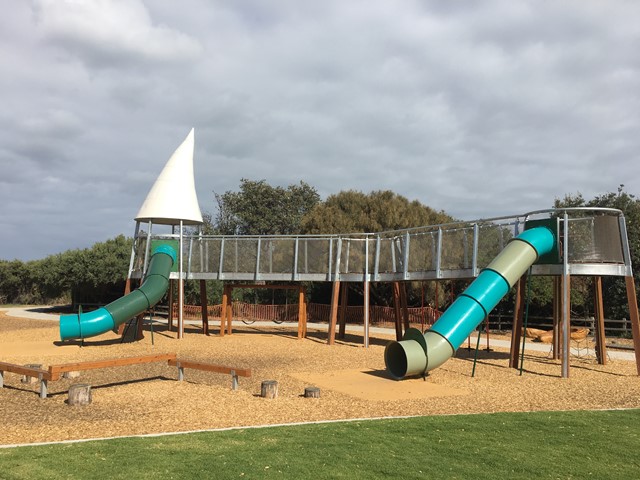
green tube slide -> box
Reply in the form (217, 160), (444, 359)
(59, 245), (177, 341)
(385, 226), (555, 380)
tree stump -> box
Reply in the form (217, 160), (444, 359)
(63, 371), (81, 379)
(304, 386), (320, 398)
(21, 364), (42, 384)
(68, 384), (92, 406)
(260, 380), (278, 399)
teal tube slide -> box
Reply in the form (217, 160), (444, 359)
(385, 226), (555, 379)
(59, 245), (177, 341)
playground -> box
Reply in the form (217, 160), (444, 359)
(2, 130), (639, 451)
(1, 307), (639, 447)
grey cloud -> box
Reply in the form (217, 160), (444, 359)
(1, 0), (639, 260)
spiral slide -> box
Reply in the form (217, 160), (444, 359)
(59, 245), (177, 341)
(385, 226), (556, 379)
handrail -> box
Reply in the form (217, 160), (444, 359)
(130, 208), (630, 282)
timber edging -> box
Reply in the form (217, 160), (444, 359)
(0, 353), (251, 399)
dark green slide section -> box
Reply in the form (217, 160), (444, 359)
(59, 245), (176, 341)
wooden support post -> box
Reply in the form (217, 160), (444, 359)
(297, 286), (306, 339)
(392, 282), (403, 341)
(260, 380), (278, 399)
(200, 280), (209, 335)
(220, 285), (230, 337)
(625, 276), (640, 375)
(327, 281), (341, 345)
(509, 276), (526, 369)
(593, 276), (607, 365)
(552, 276), (561, 360)
(226, 289), (234, 335)
(302, 287), (308, 337)
(304, 386), (320, 398)
(338, 283), (348, 339)
(135, 313), (145, 340)
(68, 384), (92, 406)
(117, 279), (135, 335)
(400, 282), (410, 331)
(168, 279), (174, 331)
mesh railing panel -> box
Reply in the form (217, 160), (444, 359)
(133, 210), (627, 280)
(297, 238), (332, 274)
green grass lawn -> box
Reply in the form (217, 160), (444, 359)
(1, 409), (639, 479)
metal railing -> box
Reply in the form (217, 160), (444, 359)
(129, 208), (631, 282)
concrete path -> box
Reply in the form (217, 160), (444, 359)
(1, 306), (60, 321)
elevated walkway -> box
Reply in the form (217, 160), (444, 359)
(129, 208), (631, 283)
(125, 207), (640, 377)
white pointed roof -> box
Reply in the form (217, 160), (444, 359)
(135, 128), (203, 225)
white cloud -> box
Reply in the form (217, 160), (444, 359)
(32, 0), (203, 67)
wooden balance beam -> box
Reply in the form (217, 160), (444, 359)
(47, 353), (178, 381)
(0, 353), (251, 398)
(167, 358), (251, 390)
(0, 362), (51, 399)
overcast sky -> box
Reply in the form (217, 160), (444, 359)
(1, 0), (638, 261)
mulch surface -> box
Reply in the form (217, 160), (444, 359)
(1, 310), (639, 446)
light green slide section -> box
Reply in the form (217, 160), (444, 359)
(385, 226), (556, 379)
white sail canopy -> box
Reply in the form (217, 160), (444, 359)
(135, 128), (203, 225)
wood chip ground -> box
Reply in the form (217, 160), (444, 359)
(1, 311), (639, 446)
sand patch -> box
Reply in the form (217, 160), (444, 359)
(290, 368), (468, 401)
(0, 340), (80, 357)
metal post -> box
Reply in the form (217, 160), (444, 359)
(435, 227), (443, 279)
(364, 237), (370, 348)
(179, 220), (184, 339)
(562, 212), (570, 378)
(472, 223), (479, 277)
(373, 235), (381, 281)
(328, 238), (333, 280)
(403, 231), (410, 280)
(142, 220), (153, 276)
(199, 226), (204, 273)
(293, 237), (299, 281)
(334, 238), (342, 280)
(255, 237), (262, 281)
(187, 236), (194, 276)
(127, 221), (140, 280)
(218, 238), (225, 279)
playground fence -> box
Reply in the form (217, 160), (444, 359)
(172, 303), (634, 337)
(173, 302), (443, 327)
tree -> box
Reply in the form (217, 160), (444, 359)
(212, 179), (320, 235)
(301, 190), (453, 234)
(301, 190), (455, 306)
